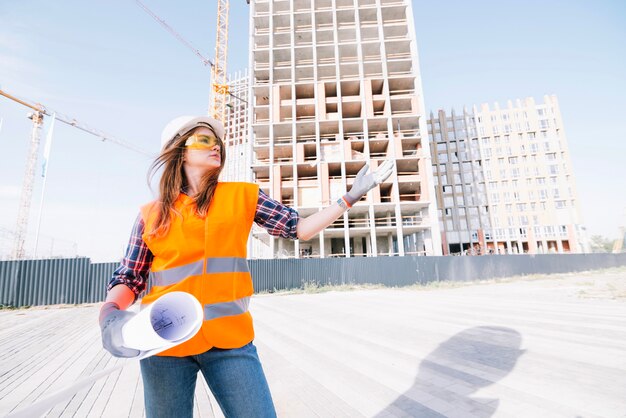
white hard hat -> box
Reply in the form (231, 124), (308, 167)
(160, 115), (225, 150)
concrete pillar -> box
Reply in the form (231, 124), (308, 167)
(320, 163), (330, 205)
(392, 132), (403, 158)
(418, 158), (429, 201)
(343, 141), (352, 161)
(272, 165), (281, 200)
(369, 206), (378, 257)
(411, 96), (420, 115)
(272, 85), (280, 122)
(364, 80), (374, 118)
(369, 159), (381, 203)
(296, 143), (305, 163)
(317, 81), (326, 119)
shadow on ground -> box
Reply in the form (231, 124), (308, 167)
(375, 326), (524, 417)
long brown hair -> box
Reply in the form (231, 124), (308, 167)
(147, 125), (226, 238)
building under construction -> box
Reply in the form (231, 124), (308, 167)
(429, 95), (589, 255)
(247, 0), (441, 258)
(221, 70), (253, 183)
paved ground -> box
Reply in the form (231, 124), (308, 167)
(1, 269), (625, 417)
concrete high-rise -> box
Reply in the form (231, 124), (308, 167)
(429, 95), (588, 255)
(428, 107), (490, 255)
(248, 0), (441, 258)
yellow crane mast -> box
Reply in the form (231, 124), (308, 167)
(134, 0), (232, 124)
(209, 0), (230, 123)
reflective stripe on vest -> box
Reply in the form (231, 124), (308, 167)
(150, 257), (250, 287)
(206, 257), (249, 274)
(204, 296), (250, 321)
(150, 259), (204, 287)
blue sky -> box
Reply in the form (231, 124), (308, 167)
(0, 0), (624, 261)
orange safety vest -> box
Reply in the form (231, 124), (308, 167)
(140, 182), (260, 357)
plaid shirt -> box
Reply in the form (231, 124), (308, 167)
(108, 189), (299, 300)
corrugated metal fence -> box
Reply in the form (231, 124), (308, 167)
(1, 253), (625, 307)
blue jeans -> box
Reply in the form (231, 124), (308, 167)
(140, 342), (276, 418)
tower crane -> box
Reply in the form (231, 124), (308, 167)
(209, 0), (230, 123)
(134, 0), (236, 123)
(0, 88), (150, 260)
(135, 1), (250, 182)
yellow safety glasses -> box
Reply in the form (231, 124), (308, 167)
(185, 134), (222, 150)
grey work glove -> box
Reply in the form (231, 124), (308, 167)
(344, 160), (394, 205)
(99, 302), (141, 358)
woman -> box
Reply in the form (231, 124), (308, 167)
(99, 115), (393, 417)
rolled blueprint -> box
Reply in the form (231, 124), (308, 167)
(123, 291), (204, 358)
